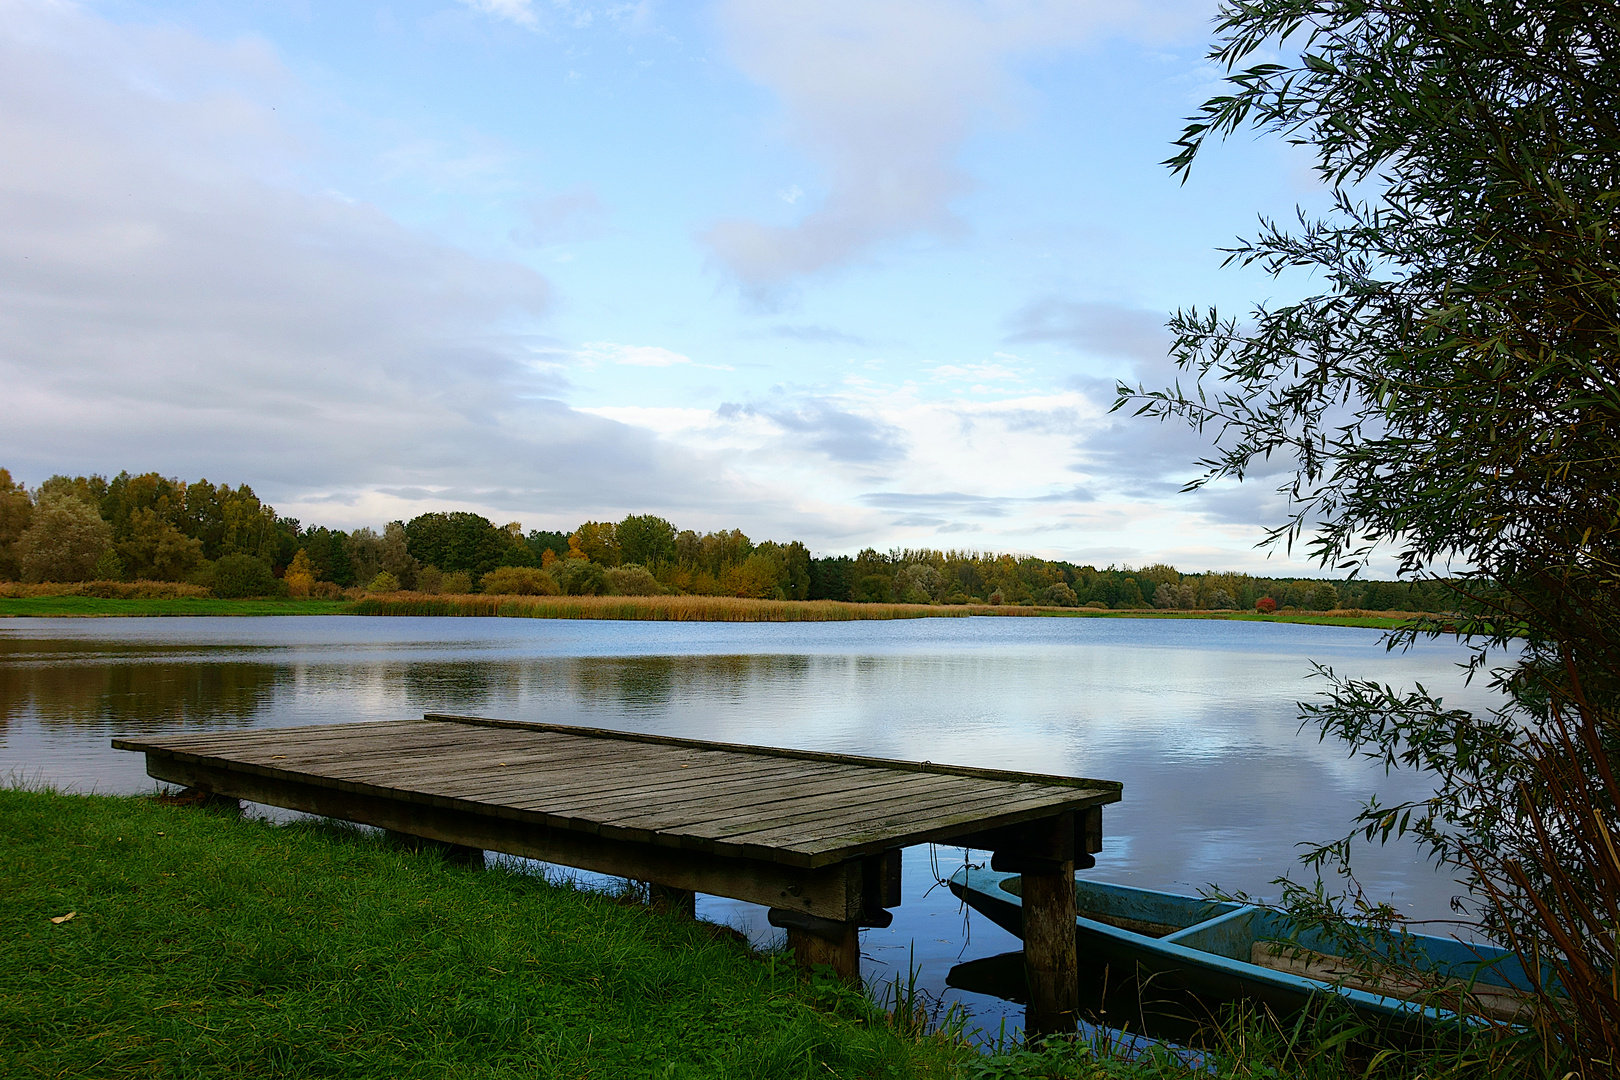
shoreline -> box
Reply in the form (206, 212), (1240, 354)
(0, 591), (1424, 629)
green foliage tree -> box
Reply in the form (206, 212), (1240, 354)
(895, 562), (944, 604)
(116, 507), (205, 581)
(367, 571), (400, 593)
(298, 527), (354, 586)
(91, 548), (125, 582)
(38, 473), (110, 512)
(380, 522), (419, 590)
(808, 555), (854, 601)
(617, 514), (678, 568)
(212, 554), (281, 598)
(1120, 0), (1620, 1060)
(0, 468), (31, 581)
(781, 541), (811, 601)
(16, 493), (111, 583)
(550, 559), (606, 596)
(347, 527), (383, 586)
(525, 529), (569, 563)
(494, 522), (536, 568)
(403, 512), (507, 579)
(1041, 582), (1080, 608)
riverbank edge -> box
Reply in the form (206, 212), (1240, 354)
(1, 787), (981, 1079)
(2, 789), (1536, 1080)
(0, 592), (1419, 628)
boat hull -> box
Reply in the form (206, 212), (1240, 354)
(948, 868), (1539, 1028)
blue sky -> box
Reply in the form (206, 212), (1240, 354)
(0, 0), (1350, 573)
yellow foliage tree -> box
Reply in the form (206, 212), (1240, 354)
(284, 549), (317, 598)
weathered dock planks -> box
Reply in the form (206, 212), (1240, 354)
(115, 713), (1122, 1035)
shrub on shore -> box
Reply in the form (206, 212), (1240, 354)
(479, 565), (559, 595)
(212, 554), (283, 598)
(605, 562), (662, 595)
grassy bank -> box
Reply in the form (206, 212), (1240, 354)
(1, 788), (972, 1079)
(1, 789), (1545, 1079)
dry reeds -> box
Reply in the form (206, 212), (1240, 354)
(349, 592), (1045, 622)
(0, 580), (212, 600)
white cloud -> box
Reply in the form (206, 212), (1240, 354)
(578, 342), (693, 367)
(0, 0), (814, 539)
(457, 0), (539, 28)
(930, 361), (1025, 383)
(702, 0), (1198, 294)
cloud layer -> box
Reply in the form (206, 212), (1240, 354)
(0, 2), (772, 531)
(702, 0), (1163, 293)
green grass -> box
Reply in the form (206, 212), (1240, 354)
(0, 789), (1552, 1080)
(0, 788), (972, 1079)
(0, 596), (351, 617)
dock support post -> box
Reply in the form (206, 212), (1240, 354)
(647, 884), (697, 918)
(1020, 859), (1079, 1038)
(785, 923), (860, 984)
(977, 813), (1080, 1039)
(767, 909), (861, 985)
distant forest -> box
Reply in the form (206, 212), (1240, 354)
(0, 468), (1459, 610)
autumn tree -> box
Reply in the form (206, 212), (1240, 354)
(284, 549), (317, 597)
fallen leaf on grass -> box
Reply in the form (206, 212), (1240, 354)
(51, 911), (77, 924)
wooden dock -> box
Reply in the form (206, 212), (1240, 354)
(115, 713), (1122, 1035)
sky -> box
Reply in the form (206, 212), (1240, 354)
(0, 0), (1356, 573)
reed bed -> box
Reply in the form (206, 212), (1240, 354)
(0, 579), (212, 600)
(349, 592), (1042, 622)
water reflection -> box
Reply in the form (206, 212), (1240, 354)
(0, 615), (1507, 1039)
(0, 657), (283, 731)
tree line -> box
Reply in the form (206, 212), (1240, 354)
(0, 467), (1456, 610)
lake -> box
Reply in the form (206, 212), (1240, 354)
(0, 614), (1502, 1034)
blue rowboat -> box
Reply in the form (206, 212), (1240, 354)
(948, 867), (1546, 1026)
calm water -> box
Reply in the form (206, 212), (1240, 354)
(0, 615), (1502, 1035)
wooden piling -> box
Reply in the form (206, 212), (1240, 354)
(784, 922), (861, 984)
(1021, 860), (1079, 1037)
